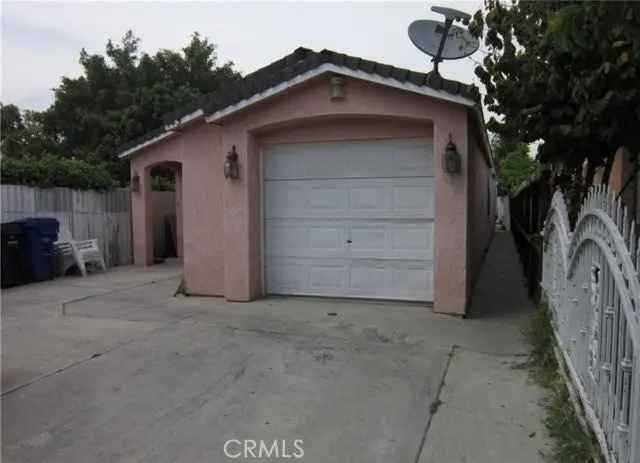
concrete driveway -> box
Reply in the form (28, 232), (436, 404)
(2, 234), (551, 462)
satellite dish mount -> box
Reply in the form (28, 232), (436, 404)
(408, 6), (478, 76)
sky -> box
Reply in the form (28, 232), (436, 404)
(1, 1), (485, 112)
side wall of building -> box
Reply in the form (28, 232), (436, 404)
(466, 119), (496, 299)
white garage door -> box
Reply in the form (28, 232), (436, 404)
(264, 138), (434, 301)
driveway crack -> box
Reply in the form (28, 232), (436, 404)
(413, 344), (457, 463)
(1, 315), (191, 397)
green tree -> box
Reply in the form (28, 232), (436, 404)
(39, 31), (241, 183)
(493, 136), (538, 193)
(1, 103), (25, 158)
(470, 1), (640, 189)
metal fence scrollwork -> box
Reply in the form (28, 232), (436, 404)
(542, 185), (640, 463)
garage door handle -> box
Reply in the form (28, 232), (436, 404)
(346, 240), (352, 244)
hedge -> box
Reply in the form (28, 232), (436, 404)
(1, 156), (115, 190)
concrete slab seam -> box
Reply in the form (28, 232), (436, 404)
(60, 275), (182, 316)
(413, 344), (457, 463)
(1, 314), (190, 397)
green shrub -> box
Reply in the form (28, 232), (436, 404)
(1, 156), (115, 190)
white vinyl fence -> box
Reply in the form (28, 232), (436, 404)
(1, 185), (132, 267)
(542, 186), (640, 463)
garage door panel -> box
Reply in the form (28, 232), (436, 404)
(391, 143), (433, 173)
(390, 226), (434, 259)
(264, 138), (434, 302)
(349, 265), (386, 292)
(391, 184), (434, 217)
(349, 226), (386, 253)
(308, 264), (346, 291)
(266, 219), (433, 260)
(265, 178), (434, 220)
(264, 138), (433, 180)
(308, 186), (348, 212)
(268, 262), (307, 291)
(308, 226), (345, 252)
(266, 257), (433, 301)
(349, 186), (386, 212)
(266, 223), (308, 253)
(264, 183), (308, 218)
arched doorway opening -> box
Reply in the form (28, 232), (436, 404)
(149, 161), (183, 264)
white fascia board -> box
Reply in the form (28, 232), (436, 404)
(118, 131), (176, 158)
(472, 106), (494, 170)
(118, 109), (204, 158)
(165, 108), (204, 130)
(205, 63), (476, 123)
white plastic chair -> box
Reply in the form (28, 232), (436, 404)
(55, 226), (107, 277)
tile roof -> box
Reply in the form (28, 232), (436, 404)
(119, 47), (480, 155)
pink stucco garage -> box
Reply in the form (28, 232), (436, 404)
(119, 47), (496, 315)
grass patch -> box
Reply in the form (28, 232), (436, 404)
(524, 303), (602, 463)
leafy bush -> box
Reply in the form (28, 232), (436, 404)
(1, 155), (115, 190)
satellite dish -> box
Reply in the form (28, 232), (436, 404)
(409, 20), (479, 60)
(408, 6), (479, 75)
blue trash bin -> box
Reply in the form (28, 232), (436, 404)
(16, 218), (59, 282)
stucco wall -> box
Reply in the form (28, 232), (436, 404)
(218, 75), (470, 312)
(130, 123), (225, 295)
(129, 74), (479, 314)
(466, 118), (496, 298)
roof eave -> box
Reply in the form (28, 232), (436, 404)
(118, 65), (484, 159)
(205, 63), (476, 123)
(118, 109), (204, 159)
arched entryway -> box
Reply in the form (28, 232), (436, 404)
(131, 159), (183, 266)
(149, 162), (183, 264)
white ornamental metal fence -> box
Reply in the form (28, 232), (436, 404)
(542, 185), (640, 463)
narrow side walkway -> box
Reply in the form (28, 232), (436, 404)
(418, 232), (552, 463)
(468, 231), (537, 320)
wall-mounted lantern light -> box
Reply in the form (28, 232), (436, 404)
(329, 75), (345, 100)
(131, 172), (140, 192)
(443, 135), (461, 174)
(224, 145), (240, 179)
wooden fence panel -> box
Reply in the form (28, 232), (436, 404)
(509, 171), (553, 300)
(1, 185), (132, 267)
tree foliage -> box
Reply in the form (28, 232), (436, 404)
(470, 1), (640, 186)
(1, 156), (114, 190)
(1, 104), (56, 159)
(1, 104), (24, 158)
(493, 136), (538, 192)
(3, 31), (240, 184)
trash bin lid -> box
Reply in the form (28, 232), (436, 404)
(16, 217), (59, 234)
(1, 221), (24, 235)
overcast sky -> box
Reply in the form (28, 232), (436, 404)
(1, 1), (484, 112)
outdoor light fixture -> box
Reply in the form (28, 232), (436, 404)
(131, 172), (140, 192)
(443, 135), (461, 174)
(224, 145), (240, 179)
(329, 75), (345, 100)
